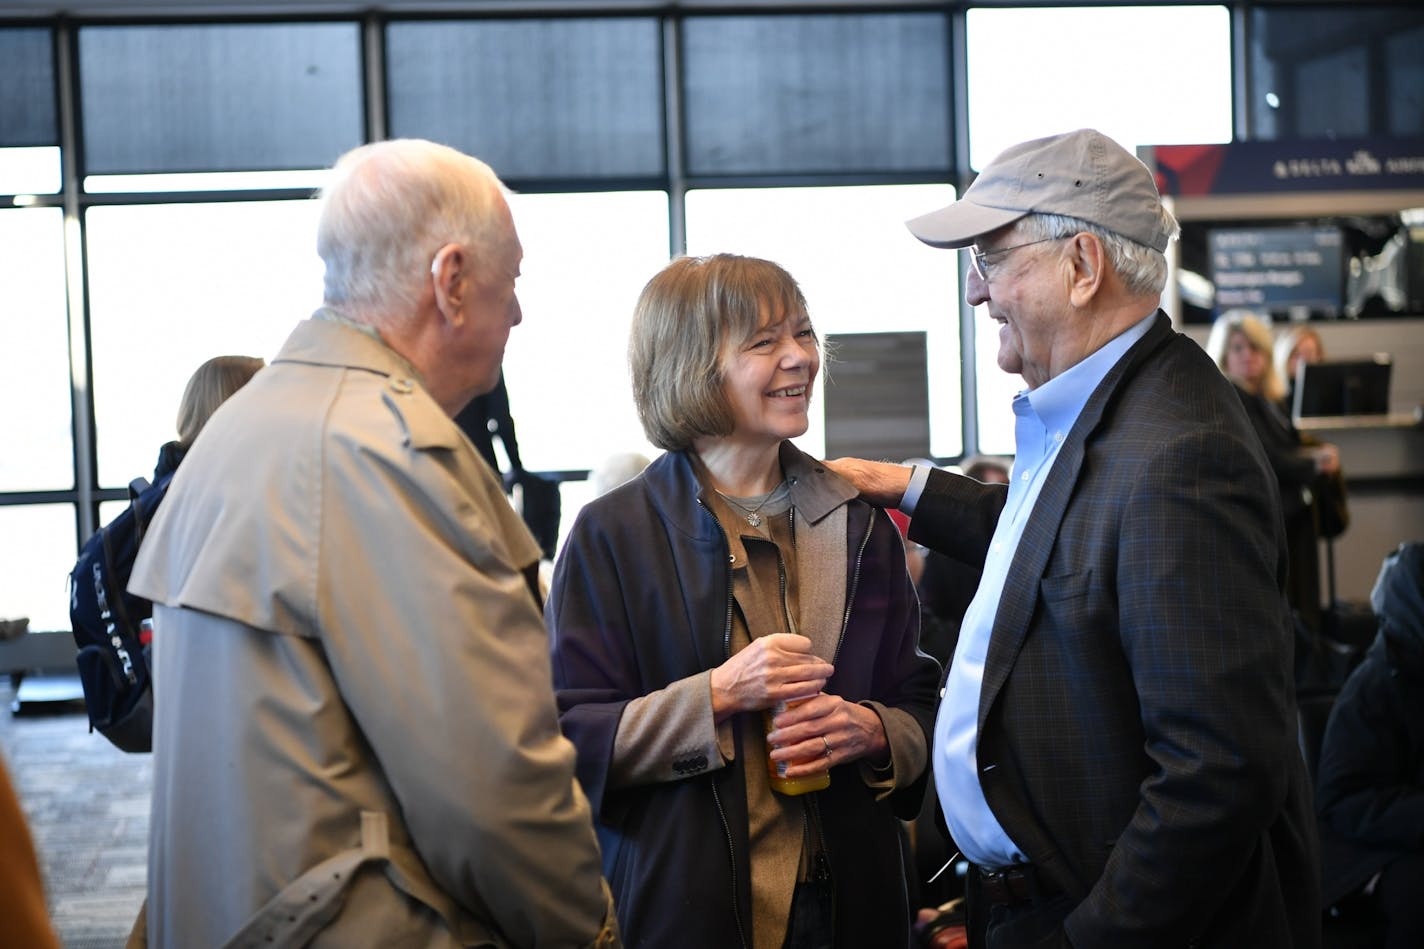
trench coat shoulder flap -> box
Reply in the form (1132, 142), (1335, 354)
(132, 318), (541, 641)
(378, 375), (464, 453)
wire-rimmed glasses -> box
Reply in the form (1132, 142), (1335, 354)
(967, 236), (1066, 283)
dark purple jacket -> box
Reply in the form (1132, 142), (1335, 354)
(549, 446), (939, 949)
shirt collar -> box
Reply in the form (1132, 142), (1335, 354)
(1019, 310), (1157, 432)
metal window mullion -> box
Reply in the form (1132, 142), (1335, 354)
(950, 4), (977, 458)
(55, 19), (96, 542)
(662, 13), (686, 260)
(362, 12), (387, 144)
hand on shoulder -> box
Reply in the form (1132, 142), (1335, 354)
(823, 458), (913, 508)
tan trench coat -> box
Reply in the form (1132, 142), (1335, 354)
(130, 317), (617, 948)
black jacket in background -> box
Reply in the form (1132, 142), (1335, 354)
(1316, 542), (1424, 904)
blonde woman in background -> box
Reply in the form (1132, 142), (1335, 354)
(153, 355), (266, 483)
(1274, 324), (1325, 413)
(1206, 311), (1339, 638)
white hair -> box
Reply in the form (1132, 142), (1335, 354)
(316, 139), (510, 329)
(589, 452), (653, 497)
(1016, 207), (1178, 298)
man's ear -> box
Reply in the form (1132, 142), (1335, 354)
(430, 243), (467, 326)
(1065, 232), (1105, 307)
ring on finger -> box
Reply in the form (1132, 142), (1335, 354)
(821, 736), (833, 759)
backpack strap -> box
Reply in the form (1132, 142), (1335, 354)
(128, 477), (157, 549)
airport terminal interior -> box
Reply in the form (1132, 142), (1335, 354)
(1, 0), (1422, 945)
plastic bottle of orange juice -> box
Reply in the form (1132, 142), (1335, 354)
(763, 699), (830, 795)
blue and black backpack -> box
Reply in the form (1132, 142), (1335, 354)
(67, 472), (173, 753)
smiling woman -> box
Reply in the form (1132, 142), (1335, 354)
(548, 252), (939, 949)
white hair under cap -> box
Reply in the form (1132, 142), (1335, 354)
(907, 128), (1173, 253)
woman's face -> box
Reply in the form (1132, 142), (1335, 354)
(1224, 329), (1268, 393)
(1288, 334), (1323, 380)
(718, 303), (820, 447)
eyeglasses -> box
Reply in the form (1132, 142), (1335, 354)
(967, 236), (1065, 283)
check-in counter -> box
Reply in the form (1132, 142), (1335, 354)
(1297, 413), (1424, 604)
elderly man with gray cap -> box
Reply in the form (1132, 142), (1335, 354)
(829, 129), (1320, 948)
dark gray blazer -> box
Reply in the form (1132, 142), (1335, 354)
(912, 313), (1321, 948)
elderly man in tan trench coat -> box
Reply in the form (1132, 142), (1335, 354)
(130, 140), (620, 948)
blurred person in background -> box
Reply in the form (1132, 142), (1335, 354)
(0, 755), (61, 949)
(1316, 541), (1424, 949)
(1274, 324), (1325, 413)
(1207, 310), (1342, 640)
(153, 355), (265, 482)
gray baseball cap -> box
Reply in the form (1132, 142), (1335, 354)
(907, 128), (1172, 253)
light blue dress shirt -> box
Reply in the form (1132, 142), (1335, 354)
(907, 312), (1156, 869)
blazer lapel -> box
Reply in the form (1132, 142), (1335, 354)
(978, 313), (1174, 722)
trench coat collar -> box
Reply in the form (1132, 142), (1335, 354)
(279, 310), (424, 385)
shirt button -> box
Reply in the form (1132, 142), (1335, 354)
(1054, 431), (1065, 443)
(1020, 472), (1030, 481)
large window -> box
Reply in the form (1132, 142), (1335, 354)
(686, 184), (959, 460)
(0, 208), (71, 492)
(1249, 6), (1424, 139)
(682, 12), (951, 176)
(387, 18), (665, 181)
(84, 201), (324, 486)
(966, 4), (1233, 453)
(0, 28), (60, 194)
(0, 209), (73, 638)
(965, 6), (1232, 169)
(78, 23), (363, 175)
(500, 190), (671, 473)
(0, 505), (76, 632)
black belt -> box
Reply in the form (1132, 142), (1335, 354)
(976, 864), (1050, 907)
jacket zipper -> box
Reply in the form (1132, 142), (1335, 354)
(696, 497), (750, 949)
(834, 511), (874, 665)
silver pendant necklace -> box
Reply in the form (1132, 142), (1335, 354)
(716, 488), (776, 527)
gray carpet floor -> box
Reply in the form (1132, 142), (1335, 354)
(1, 676), (149, 949)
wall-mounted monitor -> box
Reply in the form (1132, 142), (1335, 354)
(1207, 224), (1345, 319)
(1292, 356), (1393, 422)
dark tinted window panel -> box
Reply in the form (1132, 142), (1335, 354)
(682, 13), (950, 176)
(1387, 27), (1424, 137)
(1250, 7), (1424, 140)
(0, 28), (57, 147)
(387, 18), (663, 181)
(79, 23), (362, 174)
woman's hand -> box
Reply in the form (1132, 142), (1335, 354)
(765, 692), (890, 776)
(1312, 442), (1340, 476)
(709, 633), (834, 724)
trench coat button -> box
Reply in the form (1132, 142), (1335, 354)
(388, 377), (415, 394)
(728, 554), (735, 564)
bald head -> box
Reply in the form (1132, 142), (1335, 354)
(317, 139), (513, 330)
